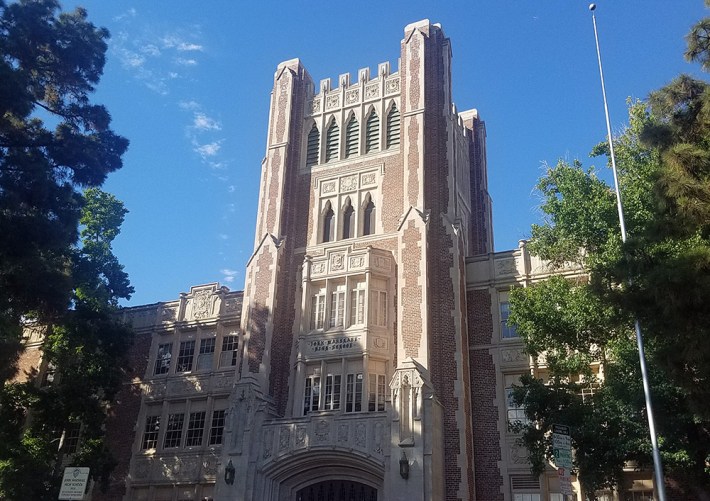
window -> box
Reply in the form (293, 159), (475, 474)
(342, 199), (355, 239)
(163, 413), (185, 448)
(176, 340), (195, 373)
(330, 285), (346, 328)
(185, 411), (206, 447)
(345, 116), (359, 158)
(362, 197), (375, 236)
(63, 422), (81, 454)
(506, 387), (529, 425)
(306, 124), (319, 166)
(142, 415), (161, 450)
(386, 104), (400, 148)
(197, 338), (215, 371)
(208, 409), (226, 445)
(501, 301), (519, 338)
(371, 289), (387, 327)
(322, 203), (335, 243)
(624, 492), (654, 501)
(350, 283), (366, 326)
(311, 288), (326, 330)
(324, 374), (341, 410)
(325, 120), (339, 162)
(368, 374), (386, 411)
(303, 375), (321, 414)
(219, 335), (238, 367)
(513, 495), (541, 501)
(154, 343), (172, 375)
(345, 373), (363, 412)
(41, 362), (56, 386)
(365, 111), (379, 153)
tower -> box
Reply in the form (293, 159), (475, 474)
(216, 19), (492, 501)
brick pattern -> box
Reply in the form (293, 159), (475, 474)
(468, 289), (504, 501)
(246, 247), (273, 373)
(103, 330), (153, 500)
(400, 219), (423, 359)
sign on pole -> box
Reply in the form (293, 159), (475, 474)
(552, 425), (573, 497)
(58, 467), (90, 500)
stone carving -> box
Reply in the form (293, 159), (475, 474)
(360, 172), (376, 186)
(340, 175), (358, 193)
(355, 423), (366, 448)
(501, 348), (527, 364)
(279, 427), (290, 451)
(167, 378), (203, 396)
(346, 89), (359, 105)
(133, 459), (151, 479)
(510, 445), (528, 464)
(365, 83), (379, 99)
(224, 297), (241, 313)
(337, 424), (349, 443)
(263, 428), (274, 459)
(181, 457), (199, 479)
(321, 181), (336, 194)
(160, 305), (176, 323)
(229, 385), (257, 452)
(331, 253), (345, 272)
(495, 258), (517, 277)
(374, 421), (384, 454)
(326, 94), (340, 110)
(372, 337), (387, 350)
(310, 98), (321, 114)
(213, 376), (233, 390)
(295, 426), (307, 447)
(311, 261), (326, 275)
(202, 455), (218, 476)
(349, 256), (365, 269)
(315, 419), (330, 443)
(143, 381), (166, 399)
(385, 77), (400, 95)
(192, 290), (212, 319)
(374, 256), (391, 272)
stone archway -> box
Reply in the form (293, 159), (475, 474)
(295, 479), (377, 501)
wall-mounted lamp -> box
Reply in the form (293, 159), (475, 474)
(399, 451), (409, 479)
(224, 459), (236, 485)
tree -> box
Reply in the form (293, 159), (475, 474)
(0, 0), (129, 378)
(508, 95), (710, 497)
(0, 1), (133, 498)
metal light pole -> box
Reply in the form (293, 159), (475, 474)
(588, 4), (667, 500)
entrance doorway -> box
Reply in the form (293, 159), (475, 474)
(295, 480), (377, 501)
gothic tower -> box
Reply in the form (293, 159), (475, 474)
(216, 19), (492, 501)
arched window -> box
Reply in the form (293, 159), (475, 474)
(325, 120), (339, 162)
(365, 111), (379, 153)
(322, 202), (335, 243)
(306, 124), (320, 166)
(386, 104), (400, 148)
(345, 116), (359, 158)
(363, 196), (375, 236)
(342, 198), (355, 239)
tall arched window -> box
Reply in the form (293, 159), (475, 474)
(322, 203), (335, 243)
(365, 111), (379, 153)
(325, 120), (339, 162)
(363, 196), (375, 236)
(342, 198), (355, 239)
(306, 124), (320, 166)
(386, 104), (400, 148)
(345, 116), (359, 158)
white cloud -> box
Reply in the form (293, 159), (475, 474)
(113, 8), (137, 21)
(178, 42), (204, 52)
(221, 268), (238, 283)
(227, 185), (236, 193)
(175, 57), (198, 66)
(193, 112), (221, 131)
(218, 234), (229, 241)
(179, 100), (200, 110)
(140, 44), (160, 57)
(194, 141), (222, 159)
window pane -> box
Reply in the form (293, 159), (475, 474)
(501, 302), (519, 338)
(197, 338), (215, 370)
(142, 415), (160, 450)
(154, 343), (172, 375)
(219, 335), (238, 367)
(164, 413), (185, 448)
(176, 341), (195, 373)
(185, 411), (206, 447)
(208, 410), (226, 445)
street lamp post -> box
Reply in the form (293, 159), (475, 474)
(588, 4), (667, 500)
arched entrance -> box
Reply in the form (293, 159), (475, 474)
(295, 480), (377, 501)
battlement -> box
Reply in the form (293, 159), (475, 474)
(306, 60), (400, 116)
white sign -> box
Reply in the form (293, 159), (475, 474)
(553, 424), (573, 497)
(59, 467), (89, 500)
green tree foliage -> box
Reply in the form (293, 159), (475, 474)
(0, 1), (133, 498)
(509, 61), (710, 501)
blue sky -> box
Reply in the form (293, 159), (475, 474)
(60, 0), (707, 306)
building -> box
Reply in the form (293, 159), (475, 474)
(21, 19), (658, 501)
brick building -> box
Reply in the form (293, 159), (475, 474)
(22, 19), (657, 501)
